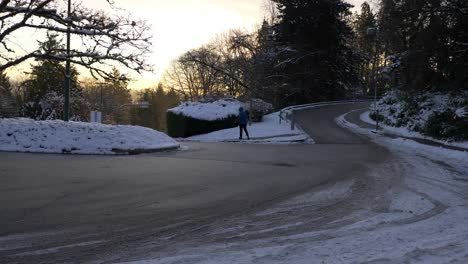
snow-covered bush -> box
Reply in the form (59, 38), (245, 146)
(166, 99), (243, 137)
(199, 94), (237, 103)
(21, 92), (90, 121)
(425, 109), (468, 141)
(245, 98), (274, 122)
(372, 90), (468, 141)
(168, 99), (243, 121)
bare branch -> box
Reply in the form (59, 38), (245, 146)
(0, 0), (152, 78)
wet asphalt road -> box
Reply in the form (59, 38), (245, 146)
(0, 102), (389, 263)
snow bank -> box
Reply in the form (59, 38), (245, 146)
(185, 112), (311, 143)
(375, 91), (455, 128)
(373, 91), (467, 141)
(361, 110), (468, 149)
(0, 118), (179, 154)
(168, 100), (243, 121)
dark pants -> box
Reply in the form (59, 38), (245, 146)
(239, 124), (249, 139)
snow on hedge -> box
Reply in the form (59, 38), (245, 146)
(361, 110), (468, 149)
(375, 91), (466, 127)
(373, 91), (467, 141)
(168, 99), (243, 121)
(0, 118), (179, 154)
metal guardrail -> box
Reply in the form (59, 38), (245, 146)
(279, 99), (373, 130)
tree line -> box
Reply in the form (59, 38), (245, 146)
(164, 0), (468, 109)
(1, 0), (467, 127)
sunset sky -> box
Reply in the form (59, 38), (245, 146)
(96, 0), (267, 88)
(9, 0), (367, 89)
(83, 0), (368, 89)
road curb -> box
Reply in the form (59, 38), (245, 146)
(111, 146), (181, 155)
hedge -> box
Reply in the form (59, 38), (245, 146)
(167, 111), (238, 138)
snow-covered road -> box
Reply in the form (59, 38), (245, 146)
(120, 107), (468, 264)
(1, 103), (467, 263)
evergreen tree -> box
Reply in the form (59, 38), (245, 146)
(154, 84), (168, 129)
(378, 0), (468, 92)
(101, 68), (132, 124)
(445, 0), (468, 90)
(21, 33), (88, 120)
(271, 0), (359, 106)
(129, 84), (180, 131)
(23, 33), (80, 103)
(353, 2), (377, 94)
(252, 20), (282, 106)
(130, 88), (156, 128)
(0, 71), (11, 91)
(162, 88), (181, 131)
(0, 71), (17, 117)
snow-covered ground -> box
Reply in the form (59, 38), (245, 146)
(168, 100), (310, 144)
(185, 112), (311, 144)
(168, 100), (242, 121)
(332, 110), (468, 262)
(118, 109), (467, 264)
(374, 91), (467, 127)
(361, 110), (468, 149)
(372, 91), (467, 142)
(0, 118), (179, 154)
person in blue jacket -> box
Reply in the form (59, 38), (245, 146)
(238, 107), (250, 140)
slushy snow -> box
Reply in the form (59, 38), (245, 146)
(0, 118), (179, 154)
(117, 108), (468, 264)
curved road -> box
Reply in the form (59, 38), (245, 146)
(0, 103), (389, 263)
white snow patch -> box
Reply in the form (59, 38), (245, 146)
(186, 112), (311, 144)
(455, 107), (467, 118)
(389, 190), (434, 215)
(0, 118), (179, 154)
(371, 91), (467, 144)
(257, 180), (353, 216)
(281, 180), (354, 206)
(0, 230), (77, 251)
(342, 190), (436, 232)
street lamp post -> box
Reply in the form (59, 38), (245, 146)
(94, 82), (107, 112)
(367, 27), (379, 131)
(64, 0), (71, 121)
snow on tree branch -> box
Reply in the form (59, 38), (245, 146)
(0, 0), (152, 79)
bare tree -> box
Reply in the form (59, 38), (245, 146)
(163, 46), (224, 101)
(0, 0), (152, 79)
(163, 27), (278, 102)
